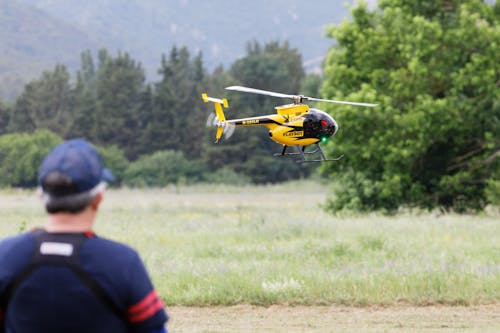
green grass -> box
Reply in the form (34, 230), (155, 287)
(1, 182), (499, 306)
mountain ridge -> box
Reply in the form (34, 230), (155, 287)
(1, 0), (353, 100)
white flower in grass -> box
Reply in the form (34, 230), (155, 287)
(261, 278), (303, 293)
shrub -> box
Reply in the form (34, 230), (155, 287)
(123, 150), (206, 187)
(202, 167), (251, 185)
(0, 130), (62, 187)
(97, 144), (129, 186)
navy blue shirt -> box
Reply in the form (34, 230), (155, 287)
(0, 230), (168, 333)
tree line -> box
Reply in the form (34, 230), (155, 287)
(0, 0), (498, 213)
(0, 41), (317, 186)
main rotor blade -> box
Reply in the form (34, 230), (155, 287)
(307, 97), (378, 107)
(226, 85), (378, 107)
(226, 86), (295, 99)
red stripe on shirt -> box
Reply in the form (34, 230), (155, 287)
(127, 290), (164, 323)
(128, 290), (158, 313)
(0, 308), (4, 321)
(128, 298), (163, 323)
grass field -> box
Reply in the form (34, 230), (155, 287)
(0, 182), (499, 307)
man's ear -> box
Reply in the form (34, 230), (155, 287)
(91, 192), (103, 211)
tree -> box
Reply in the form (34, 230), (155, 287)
(0, 100), (9, 135)
(70, 50), (98, 139)
(143, 46), (208, 158)
(300, 72), (323, 99)
(97, 144), (129, 186)
(9, 65), (73, 136)
(93, 50), (147, 159)
(322, 0), (500, 212)
(0, 130), (62, 187)
(231, 40), (304, 97)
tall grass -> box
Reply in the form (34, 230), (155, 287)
(1, 182), (498, 306)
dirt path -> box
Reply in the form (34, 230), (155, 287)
(166, 304), (500, 333)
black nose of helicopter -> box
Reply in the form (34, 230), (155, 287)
(304, 109), (338, 142)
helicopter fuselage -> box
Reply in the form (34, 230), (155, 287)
(226, 104), (338, 147)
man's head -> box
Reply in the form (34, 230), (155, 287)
(38, 139), (114, 214)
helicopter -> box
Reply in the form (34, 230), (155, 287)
(202, 86), (377, 163)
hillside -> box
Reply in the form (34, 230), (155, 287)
(1, 0), (353, 100)
(0, 0), (98, 100)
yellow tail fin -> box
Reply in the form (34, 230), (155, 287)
(202, 93), (229, 142)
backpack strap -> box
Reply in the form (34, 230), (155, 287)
(2, 230), (124, 319)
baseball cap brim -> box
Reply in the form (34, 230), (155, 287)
(102, 168), (115, 183)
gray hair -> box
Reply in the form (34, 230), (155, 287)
(39, 182), (106, 214)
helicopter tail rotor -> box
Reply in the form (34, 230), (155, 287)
(222, 122), (235, 140)
(206, 112), (236, 141)
(202, 93), (231, 143)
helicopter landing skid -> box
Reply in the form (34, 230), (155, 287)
(273, 144), (344, 163)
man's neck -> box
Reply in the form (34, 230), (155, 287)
(45, 210), (95, 233)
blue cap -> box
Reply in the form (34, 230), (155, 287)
(38, 139), (115, 196)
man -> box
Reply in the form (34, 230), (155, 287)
(0, 138), (168, 333)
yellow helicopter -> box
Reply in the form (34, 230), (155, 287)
(202, 86), (377, 163)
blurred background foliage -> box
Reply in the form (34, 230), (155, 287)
(0, 0), (498, 213)
(321, 0), (499, 213)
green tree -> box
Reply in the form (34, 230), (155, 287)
(9, 65), (73, 136)
(485, 163), (500, 206)
(300, 73), (323, 99)
(144, 46), (208, 158)
(97, 144), (129, 186)
(322, 0), (500, 212)
(94, 50), (148, 159)
(0, 130), (62, 187)
(134, 84), (155, 157)
(0, 100), (9, 135)
(70, 50), (98, 139)
(231, 40), (304, 96)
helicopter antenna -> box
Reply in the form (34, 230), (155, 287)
(226, 85), (378, 107)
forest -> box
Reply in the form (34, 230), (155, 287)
(0, 0), (499, 213)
